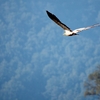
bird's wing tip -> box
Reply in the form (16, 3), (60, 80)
(46, 10), (49, 13)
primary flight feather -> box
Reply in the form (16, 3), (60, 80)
(46, 10), (100, 36)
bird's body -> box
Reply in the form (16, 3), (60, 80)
(46, 10), (100, 36)
(63, 30), (77, 36)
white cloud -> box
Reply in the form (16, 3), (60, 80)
(42, 35), (100, 100)
(0, 0), (100, 100)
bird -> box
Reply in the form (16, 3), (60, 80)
(46, 10), (100, 36)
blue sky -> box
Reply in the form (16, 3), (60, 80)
(0, 0), (100, 100)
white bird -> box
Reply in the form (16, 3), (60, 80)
(46, 10), (100, 36)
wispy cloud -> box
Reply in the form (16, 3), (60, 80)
(0, 0), (100, 100)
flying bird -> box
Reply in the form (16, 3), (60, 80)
(46, 10), (100, 36)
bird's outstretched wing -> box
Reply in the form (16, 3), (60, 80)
(46, 11), (72, 32)
(73, 23), (100, 33)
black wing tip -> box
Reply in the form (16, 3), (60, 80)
(46, 10), (53, 18)
(46, 10), (50, 13)
(46, 10), (51, 15)
(46, 10), (48, 13)
(46, 10), (49, 13)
